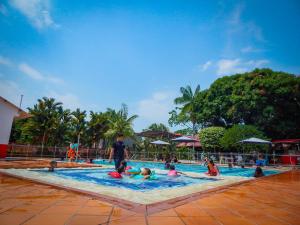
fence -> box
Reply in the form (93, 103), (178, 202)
(6, 144), (300, 166)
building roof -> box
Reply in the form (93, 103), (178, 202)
(272, 139), (300, 144)
(136, 130), (181, 139)
(0, 96), (30, 119)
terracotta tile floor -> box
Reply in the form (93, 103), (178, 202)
(0, 161), (299, 225)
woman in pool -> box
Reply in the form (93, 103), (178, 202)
(254, 166), (264, 178)
(206, 159), (220, 176)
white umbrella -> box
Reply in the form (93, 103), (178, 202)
(238, 137), (272, 165)
(151, 140), (170, 145)
(151, 140), (170, 160)
(171, 136), (198, 142)
(238, 137), (271, 144)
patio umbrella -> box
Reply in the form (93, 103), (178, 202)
(171, 136), (198, 142)
(238, 137), (272, 164)
(150, 140), (170, 160)
(172, 136), (198, 160)
(238, 137), (271, 145)
(150, 140), (170, 145)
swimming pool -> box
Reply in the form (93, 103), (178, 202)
(33, 168), (218, 192)
(0, 161), (284, 205)
(92, 159), (279, 177)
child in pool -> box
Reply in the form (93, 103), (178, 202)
(140, 168), (151, 180)
(168, 165), (184, 176)
(254, 166), (264, 178)
(117, 160), (127, 173)
(130, 168), (152, 180)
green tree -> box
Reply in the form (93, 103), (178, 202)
(201, 68), (300, 138)
(70, 108), (87, 145)
(169, 85), (203, 135)
(105, 104), (138, 142)
(220, 125), (267, 152)
(23, 97), (62, 147)
(199, 127), (225, 151)
(87, 111), (110, 148)
(143, 123), (169, 132)
(49, 107), (72, 146)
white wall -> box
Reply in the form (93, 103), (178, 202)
(0, 99), (19, 144)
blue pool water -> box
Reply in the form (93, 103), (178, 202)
(35, 168), (218, 192)
(92, 160), (279, 177)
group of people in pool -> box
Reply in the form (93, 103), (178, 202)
(107, 133), (265, 180)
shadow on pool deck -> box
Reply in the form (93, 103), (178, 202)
(0, 160), (300, 225)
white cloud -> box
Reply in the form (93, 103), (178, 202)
(199, 61), (212, 71)
(9, 0), (59, 29)
(136, 91), (175, 127)
(19, 63), (44, 80)
(217, 59), (246, 76)
(217, 58), (270, 76)
(0, 55), (13, 66)
(241, 46), (263, 53)
(48, 91), (81, 110)
(18, 62), (64, 84)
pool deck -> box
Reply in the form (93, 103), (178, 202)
(0, 160), (300, 225)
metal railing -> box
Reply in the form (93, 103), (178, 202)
(6, 144), (300, 166)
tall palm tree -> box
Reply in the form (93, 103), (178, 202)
(26, 97), (62, 155)
(174, 85), (201, 135)
(71, 108), (87, 146)
(51, 107), (72, 146)
(87, 111), (110, 148)
(105, 104), (138, 142)
(144, 123), (169, 132)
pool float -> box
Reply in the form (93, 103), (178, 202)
(127, 167), (141, 175)
(125, 166), (132, 170)
(168, 170), (179, 176)
(108, 171), (122, 179)
(131, 171), (158, 180)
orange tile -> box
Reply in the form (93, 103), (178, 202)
(147, 216), (185, 225)
(0, 213), (34, 225)
(85, 199), (112, 207)
(216, 216), (257, 225)
(251, 215), (290, 225)
(174, 205), (209, 217)
(148, 209), (178, 217)
(40, 205), (80, 215)
(203, 207), (237, 217)
(23, 214), (72, 225)
(109, 216), (146, 225)
(76, 206), (112, 216)
(66, 215), (109, 225)
(181, 216), (220, 225)
(110, 207), (143, 220)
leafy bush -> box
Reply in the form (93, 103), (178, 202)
(199, 127), (225, 151)
(220, 125), (268, 152)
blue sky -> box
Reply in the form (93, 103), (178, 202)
(1, 0), (300, 131)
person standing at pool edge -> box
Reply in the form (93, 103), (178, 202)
(109, 134), (129, 170)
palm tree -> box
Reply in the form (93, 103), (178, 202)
(105, 104), (138, 142)
(71, 108), (87, 147)
(174, 85), (201, 135)
(26, 97), (62, 155)
(51, 107), (72, 146)
(87, 111), (110, 148)
(144, 123), (169, 132)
